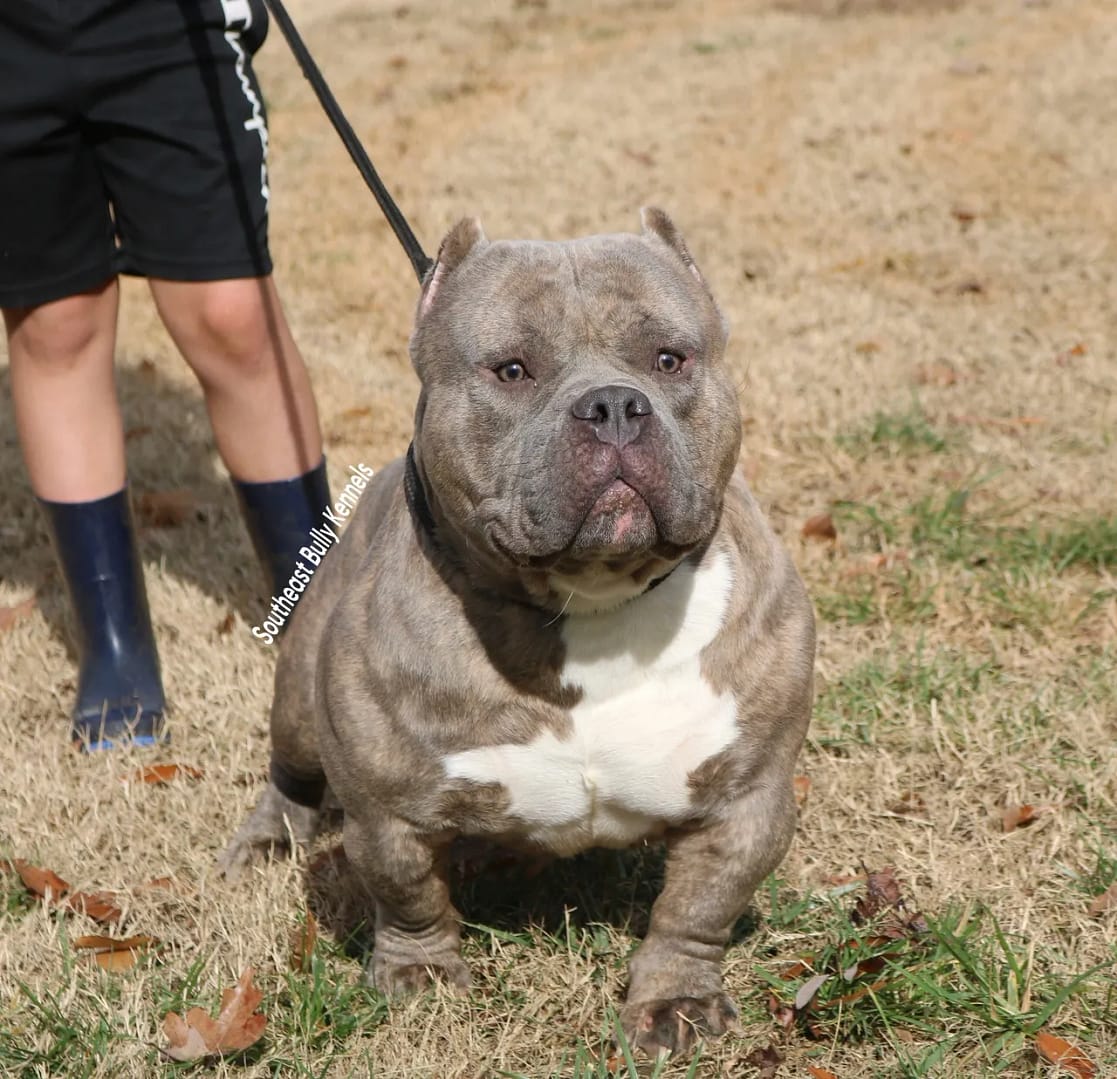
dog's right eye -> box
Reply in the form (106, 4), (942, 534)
(495, 361), (528, 383)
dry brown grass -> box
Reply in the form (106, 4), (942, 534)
(1, 0), (1115, 1075)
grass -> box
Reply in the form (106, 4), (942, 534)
(755, 890), (1113, 1073)
(837, 402), (952, 458)
(3, 0), (1117, 1074)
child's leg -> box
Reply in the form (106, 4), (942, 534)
(4, 279), (165, 750)
(148, 275), (330, 598)
(5, 280), (124, 500)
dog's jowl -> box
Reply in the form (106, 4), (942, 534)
(220, 208), (816, 1058)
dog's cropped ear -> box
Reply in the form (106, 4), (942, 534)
(640, 206), (707, 287)
(417, 217), (488, 319)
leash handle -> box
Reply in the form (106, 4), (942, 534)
(263, 0), (433, 282)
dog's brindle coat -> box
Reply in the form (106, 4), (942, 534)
(220, 209), (815, 1057)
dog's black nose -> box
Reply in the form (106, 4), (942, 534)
(571, 384), (653, 448)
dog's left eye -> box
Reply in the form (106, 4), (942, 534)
(495, 361), (529, 382)
(655, 351), (685, 374)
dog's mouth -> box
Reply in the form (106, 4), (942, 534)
(485, 478), (663, 571)
(569, 478), (657, 555)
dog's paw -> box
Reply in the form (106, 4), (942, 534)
(619, 993), (740, 1058)
(216, 783), (322, 881)
(368, 955), (472, 998)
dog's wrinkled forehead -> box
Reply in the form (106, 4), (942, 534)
(409, 210), (727, 375)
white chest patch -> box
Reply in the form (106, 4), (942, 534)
(443, 551), (737, 854)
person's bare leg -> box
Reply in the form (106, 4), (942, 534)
(147, 276), (322, 482)
(5, 279), (124, 500)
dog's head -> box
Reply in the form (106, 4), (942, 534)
(408, 209), (742, 611)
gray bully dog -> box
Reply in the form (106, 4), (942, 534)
(220, 208), (815, 1058)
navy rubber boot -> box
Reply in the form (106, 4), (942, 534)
(40, 489), (166, 751)
(233, 458), (332, 601)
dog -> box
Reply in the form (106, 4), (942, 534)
(219, 208), (815, 1057)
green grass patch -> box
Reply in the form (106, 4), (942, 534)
(814, 486), (1117, 629)
(755, 881), (1114, 1077)
(838, 403), (952, 457)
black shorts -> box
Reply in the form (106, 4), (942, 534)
(0, 0), (274, 308)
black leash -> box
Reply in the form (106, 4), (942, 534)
(263, 0), (433, 283)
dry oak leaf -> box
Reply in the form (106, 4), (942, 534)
(1001, 803), (1057, 833)
(126, 763), (205, 785)
(162, 968), (267, 1062)
(1034, 1031), (1096, 1078)
(135, 489), (194, 528)
(808, 1067), (840, 1079)
(74, 934), (158, 972)
(1087, 883), (1117, 917)
(0, 595), (37, 634)
(801, 514), (837, 542)
(11, 860), (70, 900)
(289, 910), (318, 973)
(3, 860), (122, 923)
(66, 890), (123, 924)
(914, 361), (960, 387)
(743, 1044), (783, 1078)
(793, 775), (811, 810)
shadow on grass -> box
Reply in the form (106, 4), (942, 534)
(307, 839), (760, 971)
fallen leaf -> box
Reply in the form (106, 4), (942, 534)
(767, 992), (795, 1031)
(1055, 342), (1087, 367)
(841, 954), (893, 982)
(90, 949), (144, 971)
(1034, 1031), (1096, 1078)
(0, 596), (37, 634)
(914, 361), (960, 387)
(162, 968), (267, 1062)
(1087, 883), (1117, 917)
(801, 514), (837, 542)
(127, 763), (205, 785)
(216, 613), (235, 636)
(853, 867), (902, 921)
(73, 933), (156, 951)
(1001, 803), (1056, 833)
(744, 1044), (783, 1078)
(820, 872), (866, 887)
(808, 1066), (840, 1079)
(793, 775), (811, 810)
(6, 861), (122, 923)
(854, 340), (881, 355)
(13, 861), (71, 900)
(136, 490), (194, 528)
(74, 934), (158, 971)
(794, 973), (829, 1012)
(67, 890), (122, 923)
(888, 791), (928, 818)
(289, 910), (318, 972)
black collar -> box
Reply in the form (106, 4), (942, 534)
(404, 443), (438, 541)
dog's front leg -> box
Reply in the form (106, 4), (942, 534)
(621, 783), (798, 1057)
(343, 812), (471, 996)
